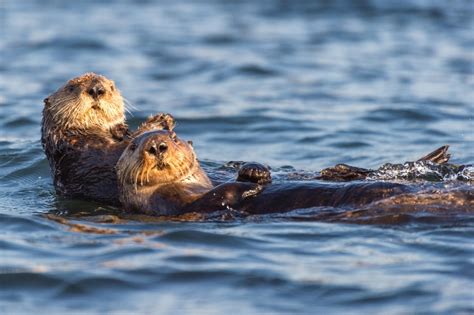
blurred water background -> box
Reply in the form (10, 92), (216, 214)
(1, 0), (473, 314)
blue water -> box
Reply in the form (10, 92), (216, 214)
(1, 0), (473, 314)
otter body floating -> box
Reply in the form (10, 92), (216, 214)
(116, 130), (472, 217)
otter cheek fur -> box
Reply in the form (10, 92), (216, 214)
(116, 130), (213, 214)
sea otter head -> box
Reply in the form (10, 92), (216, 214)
(116, 130), (200, 191)
(42, 72), (125, 133)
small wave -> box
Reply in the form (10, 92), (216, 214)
(236, 64), (279, 77)
(0, 213), (56, 233)
(298, 135), (328, 144)
(3, 116), (37, 128)
(157, 229), (268, 249)
(202, 34), (238, 45)
(363, 108), (439, 123)
(330, 141), (371, 149)
(56, 276), (141, 298)
(0, 272), (66, 290)
(148, 61), (212, 81)
(30, 38), (108, 51)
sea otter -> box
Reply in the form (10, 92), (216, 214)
(41, 72), (175, 205)
(116, 129), (278, 214)
(116, 130), (472, 216)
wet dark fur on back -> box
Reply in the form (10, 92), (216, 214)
(42, 131), (128, 205)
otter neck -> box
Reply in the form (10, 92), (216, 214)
(120, 166), (214, 215)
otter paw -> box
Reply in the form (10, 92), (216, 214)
(237, 162), (272, 184)
(242, 185), (264, 199)
(319, 164), (372, 181)
(136, 113), (176, 135)
(110, 123), (130, 141)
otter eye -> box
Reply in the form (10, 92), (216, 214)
(159, 142), (168, 152)
(67, 85), (75, 92)
(129, 143), (137, 151)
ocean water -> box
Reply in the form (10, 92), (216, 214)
(1, 0), (473, 314)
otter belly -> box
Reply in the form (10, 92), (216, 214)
(180, 181), (472, 219)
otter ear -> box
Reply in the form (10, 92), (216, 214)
(162, 113), (176, 131)
(43, 97), (50, 105)
(187, 140), (193, 147)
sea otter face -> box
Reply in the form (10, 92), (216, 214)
(43, 72), (125, 131)
(117, 130), (197, 190)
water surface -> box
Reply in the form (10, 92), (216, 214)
(1, 0), (473, 314)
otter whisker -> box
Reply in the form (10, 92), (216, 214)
(146, 165), (151, 183)
(122, 100), (134, 116)
(133, 162), (141, 193)
(140, 163), (147, 187)
(123, 100), (136, 118)
(123, 97), (138, 111)
(124, 107), (133, 116)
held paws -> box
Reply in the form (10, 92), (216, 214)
(110, 123), (129, 141)
(237, 162), (272, 185)
(135, 113), (176, 135)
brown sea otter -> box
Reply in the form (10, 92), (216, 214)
(41, 72), (175, 205)
(116, 130), (472, 216)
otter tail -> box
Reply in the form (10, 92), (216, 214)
(417, 145), (450, 164)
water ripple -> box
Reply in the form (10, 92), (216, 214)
(1, 0), (473, 314)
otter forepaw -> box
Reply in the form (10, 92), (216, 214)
(143, 113), (176, 131)
(237, 162), (272, 185)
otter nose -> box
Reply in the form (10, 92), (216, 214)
(87, 84), (106, 98)
(148, 142), (168, 155)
